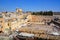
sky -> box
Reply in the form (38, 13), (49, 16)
(0, 0), (60, 12)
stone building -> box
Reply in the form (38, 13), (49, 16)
(27, 15), (53, 24)
(0, 13), (5, 32)
(16, 8), (22, 15)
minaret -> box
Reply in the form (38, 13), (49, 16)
(16, 8), (22, 15)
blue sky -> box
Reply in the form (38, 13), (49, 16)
(0, 0), (60, 12)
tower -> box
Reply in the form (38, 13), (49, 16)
(16, 8), (22, 14)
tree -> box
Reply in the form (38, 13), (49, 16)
(31, 11), (53, 16)
(48, 11), (53, 16)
